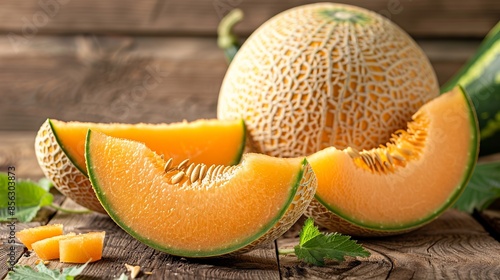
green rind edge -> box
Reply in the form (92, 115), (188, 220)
(229, 119), (247, 165)
(48, 118), (88, 176)
(87, 129), (306, 257)
(315, 86), (480, 233)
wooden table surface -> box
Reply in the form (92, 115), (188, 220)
(1, 131), (500, 279)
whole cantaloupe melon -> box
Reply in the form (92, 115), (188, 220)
(218, 3), (439, 157)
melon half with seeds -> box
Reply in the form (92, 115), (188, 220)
(218, 3), (439, 157)
(306, 87), (479, 236)
(85, 130), (317, 257)
(35, 119), (245, 213)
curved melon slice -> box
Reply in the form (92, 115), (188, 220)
(35, 119), (245, 213)
(86, 130), (316, 257)
(32, 232), (76, 260)
(307, 87), (479, 236)
(59, 232), (106, 263)
(16, 224), (63, 250)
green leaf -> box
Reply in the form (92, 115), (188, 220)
(299, 217), (322, 244)
(7, 265), (53, 280)
(0, 173), (54, 222)
(7, 262), (88, 280)
(38, 178), (54, 192)
(294, 218), (370, 266)
(454, 161), (500, 213)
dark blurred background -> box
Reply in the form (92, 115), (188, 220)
(0, 0), (498, 131)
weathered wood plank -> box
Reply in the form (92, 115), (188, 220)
(0, 35), (480, 131)
(0, 131), (44, 179)
(13, 199), (281, 279)
(277, 210), (500, 279)
(0, 35), (224, 131)
(0, 0), (497, 37)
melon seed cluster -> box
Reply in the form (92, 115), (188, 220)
(345, 112), (428, 174)
(163, 157), (238, 185)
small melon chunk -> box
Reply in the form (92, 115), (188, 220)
(32, 233), (76, 260)
(16, 224), (63, 250)
(306, 86), (479, 236)
(59, 232), (106, 263)
(86, 131), (317, 257)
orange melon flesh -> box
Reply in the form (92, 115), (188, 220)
(59, 232), (106, 263)
(16, 224), (63, 250)
(32, 233), (76, 260)
(86, 130), (316, 257)
(50, 118), (245, 173)
(308, 87), (478, 231)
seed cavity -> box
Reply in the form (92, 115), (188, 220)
(345, 112), (428, 173)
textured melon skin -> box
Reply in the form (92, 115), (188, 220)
(218, 3), (439, 158)
(87, 131), (317, 257)
(35, 120), (106, 213)
(305, 87), (479, 236)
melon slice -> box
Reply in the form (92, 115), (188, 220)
(85, 130), (316, 257)
(16, 224), (63, 250)
(32, 232), (76, 260)
(59, 232), (106, 263)
(35, 119), (245, 213)
(306, 87), (479, 236)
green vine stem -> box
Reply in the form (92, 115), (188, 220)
(51, 203), (92, 214)
(277, 248), (296, 255)
(217, 9), (244, 63)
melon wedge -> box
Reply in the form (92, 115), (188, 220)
(16, 224), (63, 250)
(306, 87), (479, 236)
(35, 119), (245, 213)
(59, 232), (106, 263)
(32, 232), (76, 260)
(85, 130), (316, 257)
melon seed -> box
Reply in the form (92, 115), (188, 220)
(177, 159), (189, 170)
(186, 163), (195, 177)
(171, 172), (185, 184)
(164, 158), (173, 172)
(191, 164), (201, 182)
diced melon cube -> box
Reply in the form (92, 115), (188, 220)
(32, 233), (76, 260)
(16, 224), (63, 250)
(59, 232), (106, 263)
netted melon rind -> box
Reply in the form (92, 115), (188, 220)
(230, 160), (317, 255)
(218, 3), (439, 157)
(35, 120), (106, 213)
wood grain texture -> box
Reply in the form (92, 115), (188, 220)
(13, 199), (281, 280)
(0, 131), (44, 179)
(277, 210), (500, 279)
(0, 0), (497, 37)
(0, 35), (480, 131)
